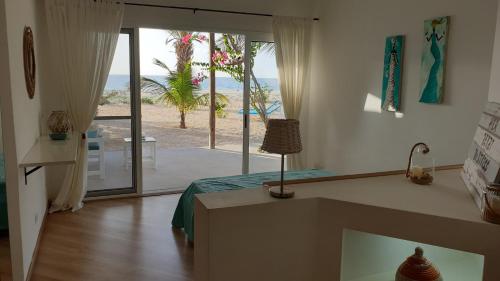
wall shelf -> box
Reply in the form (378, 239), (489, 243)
(19, 135), (78, 184)
(341, 229), (484, 281)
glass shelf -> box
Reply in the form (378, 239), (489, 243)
(341, 229), (484, 281)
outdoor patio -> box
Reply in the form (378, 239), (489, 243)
(87, 147), (281, 193)
(88, 92), (285, 194)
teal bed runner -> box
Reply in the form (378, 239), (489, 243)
(172, 169), (333, 242)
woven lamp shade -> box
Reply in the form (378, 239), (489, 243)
(261, 119), (302, 155)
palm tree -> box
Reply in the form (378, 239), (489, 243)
(167, 31), (194, 74)
(141, 59), (227, 129)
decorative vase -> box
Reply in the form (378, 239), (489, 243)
(406, 143), (435, 185)
(396, 247), (443, 281)
(47, 111), (71, 141)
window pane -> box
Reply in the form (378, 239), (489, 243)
(249, 41), (284, 173)
(87, 119), (133, 191)
(97, 33), (131, 117)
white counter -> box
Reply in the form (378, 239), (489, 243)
(195, 169), (500, 281)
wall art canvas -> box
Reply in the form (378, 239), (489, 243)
(419, 16), (450, 104)
(381, 35), (404, 112)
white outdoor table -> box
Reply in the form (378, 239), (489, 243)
(123, 137), (157, 169)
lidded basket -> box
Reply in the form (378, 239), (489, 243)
(396, 247), (443, 281)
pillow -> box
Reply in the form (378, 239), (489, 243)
(87, 130), (98, 138)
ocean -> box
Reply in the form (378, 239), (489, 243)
(105, 75), (279, 92)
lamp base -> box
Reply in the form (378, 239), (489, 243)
(269, 186), (295, 199)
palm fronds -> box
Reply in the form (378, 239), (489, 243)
(141, 77), (167, 96)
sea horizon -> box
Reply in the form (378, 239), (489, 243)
(105, 74), (280, 93)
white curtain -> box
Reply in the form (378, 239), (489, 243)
(272, 16), (312, 170)
(46, 0), (124, 212)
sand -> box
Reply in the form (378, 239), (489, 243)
(93, 92), (284, 152)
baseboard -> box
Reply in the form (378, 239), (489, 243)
(83, 189), (184, 202)
(25, 204), (48, 281)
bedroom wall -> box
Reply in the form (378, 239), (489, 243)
(1, 0), (47, 280)
(307, 0), (497, 174)
(488, 2), (500, 103)
(0, 1), (22, 280)
(0, 111), (3, 152)
(122, 0), (315, 33)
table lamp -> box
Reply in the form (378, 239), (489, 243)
(261, 119), (302, 198)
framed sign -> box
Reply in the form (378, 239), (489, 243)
(462, 102), (500, 208)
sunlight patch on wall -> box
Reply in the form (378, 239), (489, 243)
(364, 93), (405, 118)
(363, 93), (382, 113)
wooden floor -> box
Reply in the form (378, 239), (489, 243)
(0, 231), (12, 281)
(31, 194), (193, 281)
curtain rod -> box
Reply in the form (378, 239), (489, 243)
(122, 2), (320, 21)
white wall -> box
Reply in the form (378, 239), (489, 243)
(0, 109), (3, 153)
(122, 0), (315, 33)
(1, 0), (47, 280)
(307, 0), (497, 174)
(488, 3), (500, 103)
(0, 1), (23, 280)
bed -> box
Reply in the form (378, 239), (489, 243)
(172, 169), (333, 241)
(0, 153), (7, 231)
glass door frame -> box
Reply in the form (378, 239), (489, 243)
(87, 29), (275, 197)
(242, 32), (275, 175)
(86, 28), (139, 197)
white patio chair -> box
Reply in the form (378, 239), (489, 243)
(87, 128), (105, 179)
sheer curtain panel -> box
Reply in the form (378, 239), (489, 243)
(45, 0), (124, 212)
(272, 16), (312, 170)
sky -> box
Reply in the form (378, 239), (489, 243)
(109, 28), (278, 78)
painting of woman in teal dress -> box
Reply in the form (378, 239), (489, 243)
(420, 16), (449, 104)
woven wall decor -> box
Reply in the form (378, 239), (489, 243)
(23, 26), (36, 99)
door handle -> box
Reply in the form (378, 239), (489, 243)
(244, 113), (249, 129)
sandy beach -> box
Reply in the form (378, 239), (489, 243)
(93, 91), (284, 152)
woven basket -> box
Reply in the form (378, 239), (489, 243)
(482, 195), (500, 224)
(396, 247), (442, 281)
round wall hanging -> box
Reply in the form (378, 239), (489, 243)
(23, 26), (36, 99)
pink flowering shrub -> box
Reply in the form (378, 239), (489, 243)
(212, 51), (229, 66)
(192, 72), (207, 86)
(181, 34), (192, 44)
(181, 33), (208, 45)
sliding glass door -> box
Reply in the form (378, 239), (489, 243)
(86, 29), (137, 196)
(138, 29), (246, 193)
(247, 41), (284, 173)
(86, 29), (284, 197)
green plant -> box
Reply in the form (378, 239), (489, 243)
(215, 101), (227, 118)
(195, 35), (276, 125)
(99, 91), (120, 106)
(250, 84), (272, 124)
(141, 96), (156, 105)
(141, 61), (227, 129)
